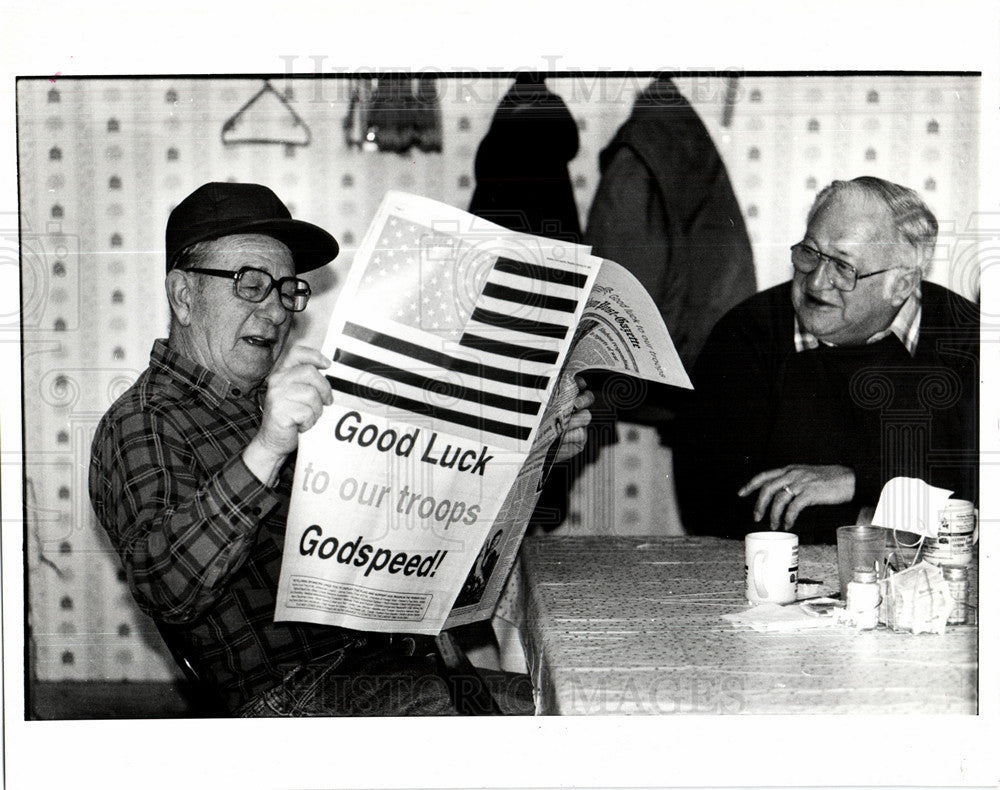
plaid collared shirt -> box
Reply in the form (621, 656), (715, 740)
(793, 292), (922, 356)
(89, 339), (362, 711)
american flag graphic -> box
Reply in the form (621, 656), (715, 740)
(326, 214), (590, 447)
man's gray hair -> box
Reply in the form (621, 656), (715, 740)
(166, 241), (213, 337)
(172, 240), (213, 273)
(808, 176), (939, 274)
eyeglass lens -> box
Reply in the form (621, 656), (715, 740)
(235, 269), (310, 311)
(792, 245), (857, 291)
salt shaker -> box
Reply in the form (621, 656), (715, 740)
(846, 568), (880, 630)
(942, 565), (969, 625)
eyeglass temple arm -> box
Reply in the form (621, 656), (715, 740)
(183, 267), (241, 280)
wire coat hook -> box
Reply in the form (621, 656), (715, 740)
(221, 80), (312, 147)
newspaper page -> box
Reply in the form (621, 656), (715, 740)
(273, 192), (603, 633)
(443, 257), (693, 627)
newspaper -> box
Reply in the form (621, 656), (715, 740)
(273, 191), (691, 633)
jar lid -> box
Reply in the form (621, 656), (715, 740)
(852, 569), (878, 583)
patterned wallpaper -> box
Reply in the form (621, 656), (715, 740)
(17, 74), (980, 681)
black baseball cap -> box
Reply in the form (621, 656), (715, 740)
(165, 182), (339, 274)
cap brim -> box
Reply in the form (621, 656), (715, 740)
(173, 218), (339, 274)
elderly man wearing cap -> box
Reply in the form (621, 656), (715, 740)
(89, 182), (592, 716)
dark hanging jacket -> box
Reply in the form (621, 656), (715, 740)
(585, 76), (757, 375)
(469, 75), (581, 242)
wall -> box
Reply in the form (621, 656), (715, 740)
(17, 74), (980, 682)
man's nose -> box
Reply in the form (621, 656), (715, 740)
(256, 288), (290, 324)
(806, 257), (837, 291)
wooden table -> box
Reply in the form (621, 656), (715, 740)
(515, 536), (978, 715)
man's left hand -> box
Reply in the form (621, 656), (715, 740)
(553, 376), (595, 464)
(738, 464), (856, 531)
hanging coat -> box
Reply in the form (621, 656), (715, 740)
(469, 74), (581, 242)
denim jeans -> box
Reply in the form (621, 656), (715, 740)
(238, 637), (534, 717)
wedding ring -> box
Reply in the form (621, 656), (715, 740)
(782, 484), (795, 496)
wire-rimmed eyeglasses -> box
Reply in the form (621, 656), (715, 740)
(790, 243), (901, 292)
(185, 266), (311, 312)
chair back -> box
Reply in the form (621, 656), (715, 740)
(154, 622), (227, 716)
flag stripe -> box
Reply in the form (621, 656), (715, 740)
(333, 350), (541, 415)
(336, 331), (533, 403)
(487, 269), (584, 301)
(328, 356), (536, 430)
(493, 256), (589, 289)
(326, 375), (531, 441)
(459, 332), (559, 364)
(343, 321), (550, 390)
(476, 295), (576, 329)
(482, 282), (578, 313)
(469, 307), (569, 339)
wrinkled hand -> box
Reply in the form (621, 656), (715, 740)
(738, 464), (855, 531)
(258, 344), (334, 454)
(244, 345), (333, 483)
(553, 376), (594, 464)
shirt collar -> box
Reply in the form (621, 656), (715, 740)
(148, 338), (244, 406)
(793, 292), (922, 357)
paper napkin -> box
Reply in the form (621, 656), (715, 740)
(871, 477), (954, 538)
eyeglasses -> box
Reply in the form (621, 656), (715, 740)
(185, 266), (311, 312)
(790, 243), (900, 292)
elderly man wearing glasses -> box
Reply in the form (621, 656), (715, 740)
(89, 182), (592, 715)
(676, 176), (978, 543)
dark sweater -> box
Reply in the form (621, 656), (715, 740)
(675, 281), (979, 543)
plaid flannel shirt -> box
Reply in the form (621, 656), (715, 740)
(89, 339), (363, 711)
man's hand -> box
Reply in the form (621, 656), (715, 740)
(553, 376), (595, 464)
(738, 464), (855, 531)
(243, 345), (333, 484)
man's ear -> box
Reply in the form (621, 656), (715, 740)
(165, 269), (194, 327)
(889, 265), (921, 307)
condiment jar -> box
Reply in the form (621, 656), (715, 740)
(846, 568), (880, 630)
(942, 565), (969, 625)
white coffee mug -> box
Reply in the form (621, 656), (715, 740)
(745, 532), (799, 605)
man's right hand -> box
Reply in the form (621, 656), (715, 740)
(243, 344), (333, 485)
